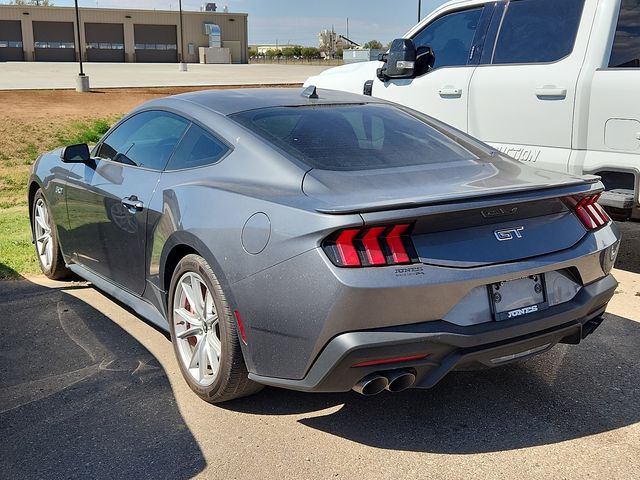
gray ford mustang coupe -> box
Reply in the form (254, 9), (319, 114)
(29, 87), (620, 402)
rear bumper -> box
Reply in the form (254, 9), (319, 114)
(248, 274), (617, 392)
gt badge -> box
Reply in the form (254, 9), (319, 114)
(494, 226), (524, 241)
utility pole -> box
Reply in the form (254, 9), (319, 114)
(178, 0), (187, 71)
(346, 17), (349, 43)
(74, 0), (89, 92)
(418, 0), (421, 22)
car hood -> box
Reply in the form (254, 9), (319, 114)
(302, 154), (596, 214)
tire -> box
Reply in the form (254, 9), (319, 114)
(168, 254), (263, 403)
(32, 189), (71, 280)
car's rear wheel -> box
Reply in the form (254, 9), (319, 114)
(32, 190), (70, 280)
(168, 254), (263, 403)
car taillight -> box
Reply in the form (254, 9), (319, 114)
(573, 194), (610, 230)
(322, 224), (417, 267)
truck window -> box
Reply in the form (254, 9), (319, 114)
(412, 7), (483, 69)
(492, 0), (585, 64)
(609, 0), (640, 68)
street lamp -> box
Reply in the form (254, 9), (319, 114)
(178, 0), (187, 71)
(74, 0), (90, 91)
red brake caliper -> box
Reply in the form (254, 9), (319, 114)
(184, 297), (197, 347)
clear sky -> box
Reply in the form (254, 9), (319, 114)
(2, 0), (448, 46)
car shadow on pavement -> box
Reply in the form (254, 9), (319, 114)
(226, 312), (640, 454)
(614, 221), (640, 274)
(0, 268), (205, 480)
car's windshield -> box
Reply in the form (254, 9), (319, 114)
(230, 103), (478, 171)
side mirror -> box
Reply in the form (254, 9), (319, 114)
(377, 38), (416, 81)
(61, 143), (90, 163)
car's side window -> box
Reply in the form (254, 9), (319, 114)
(96, 111), (189, 171)
(164, 123), (230, 171)
(411, 7), (483, 69)
(609, 0), (640, 68)
(491, 0), (585, 64)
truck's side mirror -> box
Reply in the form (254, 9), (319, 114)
(415, 45), (435, 76)
(61, 143), (90, 163)
(377, 38), (417, 81)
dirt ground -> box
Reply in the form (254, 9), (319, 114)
(0, 86), (288, 122)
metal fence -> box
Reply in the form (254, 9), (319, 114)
(249, 57), (344, 66)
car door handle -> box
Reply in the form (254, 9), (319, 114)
(438, 87), (462, 97)
(121, 195), (144, 212)
(535, 86), (567, 98)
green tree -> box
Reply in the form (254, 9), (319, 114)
(335, 48), (344, 58)
(281, 47), (296, 58)
(364, 40), (383, 50)
(301, 47), (320, 59)
(248, 47), (258, 57)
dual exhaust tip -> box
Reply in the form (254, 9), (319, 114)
(352, 370), (416, 396)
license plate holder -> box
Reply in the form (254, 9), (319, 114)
(489, 275), (548, 321)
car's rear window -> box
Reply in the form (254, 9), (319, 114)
(230, 103), (477, 171)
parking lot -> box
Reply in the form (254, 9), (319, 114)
(1, 236), (639, 479)
(0, 62), (331, 90)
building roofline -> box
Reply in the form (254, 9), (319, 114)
(0, 4), (247, 16)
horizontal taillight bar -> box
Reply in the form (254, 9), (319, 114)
(573, 194), (610, 230)
(322, 224), (418, 267)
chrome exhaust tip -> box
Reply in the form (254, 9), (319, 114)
(384, 370), (416, 392)
(352, 374), (389, 396)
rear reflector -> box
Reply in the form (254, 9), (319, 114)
(233, 310), (248, 345)
(352, 354), (429, 368)
(573, 194), (610, 230)
(323, 223), (417, 268)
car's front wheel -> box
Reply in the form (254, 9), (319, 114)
(32, 189), (70, 280)
(168, 254), (263, 403)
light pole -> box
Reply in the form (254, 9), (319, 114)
(418, 0), (422, 21)
(74, 0), (90, 92)
(178, 0), (187, 71)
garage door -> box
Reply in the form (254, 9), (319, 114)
(0, 20), (24, 61)
(85, 23), (125, 62)
(33, 21), (75, 62)
(134, 24), (177, 63)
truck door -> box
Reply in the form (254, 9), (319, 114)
(468, 0), (590, 173)
(373, 3), (493, 131)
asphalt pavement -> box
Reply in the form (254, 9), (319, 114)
(1, 243), (639, 479)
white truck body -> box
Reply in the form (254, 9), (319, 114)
(305, 0), (640, 218)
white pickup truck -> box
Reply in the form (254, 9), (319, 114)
(305, 0), (640, 219)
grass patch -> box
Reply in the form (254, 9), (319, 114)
(0, 207), (39, 280)
(55, 119), (112, 146)
(0, 117), (117, 211)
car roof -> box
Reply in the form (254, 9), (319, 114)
(165, 87), (386, 116)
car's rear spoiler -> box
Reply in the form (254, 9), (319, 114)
(314, 177), (602, 215)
